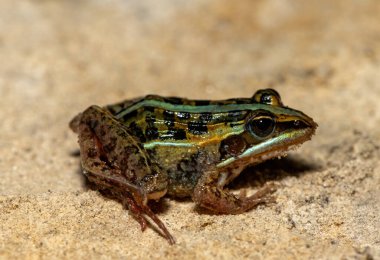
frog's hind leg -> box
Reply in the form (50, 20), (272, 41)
(124, 194), (175, 244)
(85, 169), (175, 244)
(73, 106), (174, 244)
(193, 171), (276, 214)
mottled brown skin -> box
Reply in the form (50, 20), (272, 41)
(70, 89), (317, 244)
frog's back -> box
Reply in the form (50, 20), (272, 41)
(104, 95), (254, 148)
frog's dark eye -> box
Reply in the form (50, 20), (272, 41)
(252, 89), (283, 106)
(247, 114), (275, 138)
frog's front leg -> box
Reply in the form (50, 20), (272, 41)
(70, 106), (174, 244)
(193, 169), (276, 214)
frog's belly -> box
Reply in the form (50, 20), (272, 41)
(147, 144), (220, 198)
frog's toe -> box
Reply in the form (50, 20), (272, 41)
(124, 196), (148, 231)
(252, 182), (278, 198)
(240, 182), (278, 210)
(132, 212), (148, 232)
(141, 204), (176, 245)
(123, 192), (175, 244)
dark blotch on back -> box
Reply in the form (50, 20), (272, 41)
(145, 114), (156, 126)
(160, 129), (187, 140)
(187, 121), (208, 135)
(122, 109), (137, 121)
(145, 106), (155, 113)
(145, 127), (159, 140)
(227, 110), (247, 122)
(163, 110), (176, 127)
(163, 110), (175, 120)
(199, 112), (213, 122)
(172, 129), (187, 140)
(177, 112), (191, 120)
(128, 122), (146, 142)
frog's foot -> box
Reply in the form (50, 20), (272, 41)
(122, 193), (175, 244)
(141, 204), (175, 245)
(239, 182), (277, 206)
(193, 182), (277, 214)
(124, 196), (148, 231)
(86, 166), (175, 244)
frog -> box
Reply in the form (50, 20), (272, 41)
(69, 88), (317, 244)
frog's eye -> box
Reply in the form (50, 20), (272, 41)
(247, 114), (275, 138)
(252, 89), (283, 106)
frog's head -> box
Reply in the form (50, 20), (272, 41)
(217, 89), (317, 169)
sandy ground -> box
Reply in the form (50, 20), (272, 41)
(1, 0), (379, 259)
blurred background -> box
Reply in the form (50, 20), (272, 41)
(0, 0), (379, 258)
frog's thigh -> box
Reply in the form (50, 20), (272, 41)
(74, 106), (174, 244)
(192, 170), (276, 214)
(75, 107), (146, 202)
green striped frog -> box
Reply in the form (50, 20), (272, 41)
(70, 89), (317, 244)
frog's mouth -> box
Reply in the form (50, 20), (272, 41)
(217, 119), (317, 169)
